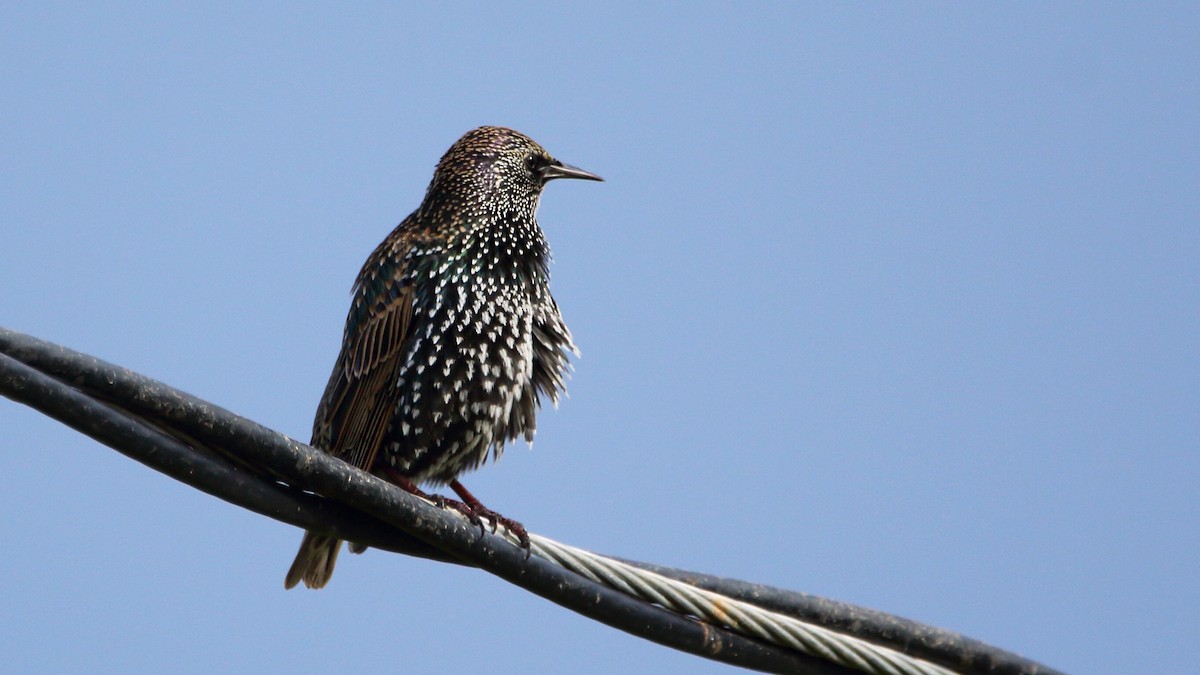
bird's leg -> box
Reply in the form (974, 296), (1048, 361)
(449, 480), (531, 552)
(378, 467), (485, 534)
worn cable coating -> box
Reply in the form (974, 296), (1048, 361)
(0, 327), (1063, 675)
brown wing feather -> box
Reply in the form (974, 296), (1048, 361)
(312, 265), (414, 472)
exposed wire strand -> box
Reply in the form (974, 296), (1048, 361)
(529, 535), (956, 675)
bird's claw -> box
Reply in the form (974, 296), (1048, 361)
(447, 500), (531, 555)
(431, 494), (487, 535)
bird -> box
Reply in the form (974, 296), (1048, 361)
(285, 126), (601, 589)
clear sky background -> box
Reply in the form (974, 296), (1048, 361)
(1, 4), (1196, 674)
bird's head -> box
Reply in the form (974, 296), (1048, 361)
(426, 126), (602, 210)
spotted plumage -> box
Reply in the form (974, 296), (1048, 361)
(285, 126), (601, 589)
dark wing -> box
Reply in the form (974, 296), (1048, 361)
(312, 253), (415, 472)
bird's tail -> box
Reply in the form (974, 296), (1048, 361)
(284, 531), (342, 589)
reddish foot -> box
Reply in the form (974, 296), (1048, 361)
(378, 467), (484, 532)
(377, 469), (528, 553)
(450, 480), (531, 553)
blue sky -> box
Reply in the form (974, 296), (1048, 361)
(1, 4), (1196, 673)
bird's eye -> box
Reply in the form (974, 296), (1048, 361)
(525, 153), (542, 175)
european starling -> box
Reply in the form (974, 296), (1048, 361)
(285, 126), (601, 589)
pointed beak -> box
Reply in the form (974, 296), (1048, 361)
(540, 160), (604, 182)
